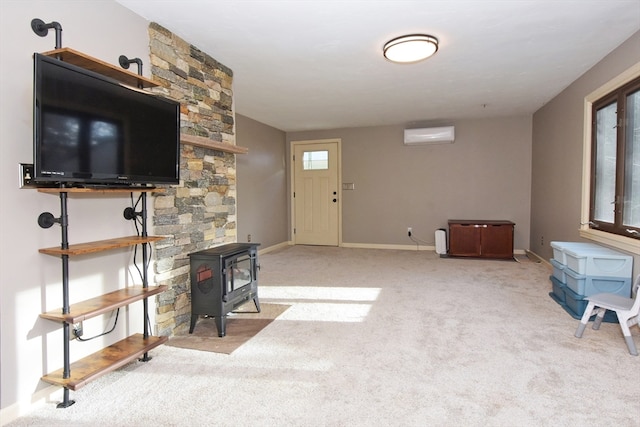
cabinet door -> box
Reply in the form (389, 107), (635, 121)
(480, 224), (513, 259)
(449, 224), (482, 256)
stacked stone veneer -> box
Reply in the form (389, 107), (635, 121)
(147, 23), (237, 336)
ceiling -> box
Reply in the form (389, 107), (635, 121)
(115, 0), (640, 132)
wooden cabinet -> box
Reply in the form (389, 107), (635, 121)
(448, 220), (514, 259)
(38, 188), (167, 407)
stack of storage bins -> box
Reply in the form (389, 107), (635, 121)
(549, 241), (633, 322)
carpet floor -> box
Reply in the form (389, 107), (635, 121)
(6, 246), (640, 427)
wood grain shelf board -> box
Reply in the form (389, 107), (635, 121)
(40, 48), (159, 88)
(41, 334), (168, 390)
(181, 133), (249, 154)
(39, 236), (165, 256)
(38, 187), (165, 194)
(40, 286), (168, 323)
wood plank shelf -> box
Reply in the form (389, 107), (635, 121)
(39, 236), (165, 257)
(38, 187), (165, 194)
(41, 334), (168, 391)
(181, 133), (249, 154)
(40, 286), (168, 324)
(40, 47), (159, 88)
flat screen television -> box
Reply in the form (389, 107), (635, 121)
(33, 52), (180, 187)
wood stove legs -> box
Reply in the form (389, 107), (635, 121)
(188, 296), (261, 337)
(188, 314), (226, 336)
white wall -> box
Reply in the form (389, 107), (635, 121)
(0, 0), (155, 413)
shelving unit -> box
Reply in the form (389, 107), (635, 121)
(33, 43), (245, 407)
(38, 187), (167, 407)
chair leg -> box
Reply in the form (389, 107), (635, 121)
(623, 336), (638, 356)
(618, 316), (638, 356)
(592, 308), (606, 330)
(575, 322), (588, 338)
(575, 301), (596, 338)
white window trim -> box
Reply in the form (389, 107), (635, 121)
(580, 62), (640, 255)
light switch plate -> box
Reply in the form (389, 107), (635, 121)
(342, 182), (355, 190)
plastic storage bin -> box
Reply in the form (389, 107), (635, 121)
(562, 285), (618, 323)
(549, 275), (566, 304)
(563, 246), (633, 277)
(564, 267), (632, 297)
(550, 241), (601, 265)
(550, 258), (567, 283)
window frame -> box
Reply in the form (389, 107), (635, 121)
(581, 62), (640, 255)
(590, 76), (640, 237)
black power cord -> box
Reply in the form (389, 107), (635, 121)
(73, 309), (120, 342)
(407, 229), (434, 249)
(127, 193), (154, 336)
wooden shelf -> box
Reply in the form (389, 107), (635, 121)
(41, 334), (168, 391)
(39, 236), (165, 257)
(40, 286), (168, 324)
(38, 187), (164, 194)
(40, 48), (159, 88)
(181, 133), (249, 154)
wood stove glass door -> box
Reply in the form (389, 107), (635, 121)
(225, 254), (253, 294)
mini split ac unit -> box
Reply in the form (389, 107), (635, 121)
(403, 126), (455, 145)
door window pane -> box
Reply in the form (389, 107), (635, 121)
(303, 150), (329, 170)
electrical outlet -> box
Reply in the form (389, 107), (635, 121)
(540, 236), (544, 246)
(71, 322), (83, 340)
(247, 234), (252, 242)
(19, 163), (35, 188)
(407, 227), (412, 237)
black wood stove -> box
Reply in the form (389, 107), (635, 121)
(188, 243), (260, 337)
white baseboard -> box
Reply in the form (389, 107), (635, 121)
(257, 241), (293, 255)
(0, 385), (62, 426)
(341, 242), (434, 251)
(341, 243), (527, 255)
(525, 249), (551, 267)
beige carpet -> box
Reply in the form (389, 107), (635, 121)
(6, 246), (640, 427)
(166, 303), (290, 354)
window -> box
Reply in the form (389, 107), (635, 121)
(302, 150), (329, 170)
(589, 75), (640, 240)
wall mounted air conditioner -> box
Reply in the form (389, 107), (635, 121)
(404, 126), (455, 145)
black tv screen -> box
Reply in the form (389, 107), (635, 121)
(33, 53), (180, 186)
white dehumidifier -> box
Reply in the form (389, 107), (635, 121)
(435, 228), (447, 255)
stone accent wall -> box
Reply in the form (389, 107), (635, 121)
(146, 23), (237, 336)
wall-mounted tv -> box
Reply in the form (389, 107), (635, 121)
(33, 53), (180, 187)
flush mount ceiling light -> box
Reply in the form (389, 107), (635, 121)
(383, 34), (439, 63)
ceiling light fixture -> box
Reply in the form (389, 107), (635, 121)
(383, 34), (439, 63)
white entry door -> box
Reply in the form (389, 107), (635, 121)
(293, 141), (340, 246)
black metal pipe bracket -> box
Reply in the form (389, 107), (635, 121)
(31, 18), (63, 49)
(118, 55), (143, 76)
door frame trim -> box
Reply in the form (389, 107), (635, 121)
(290, 138), (342, 246)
